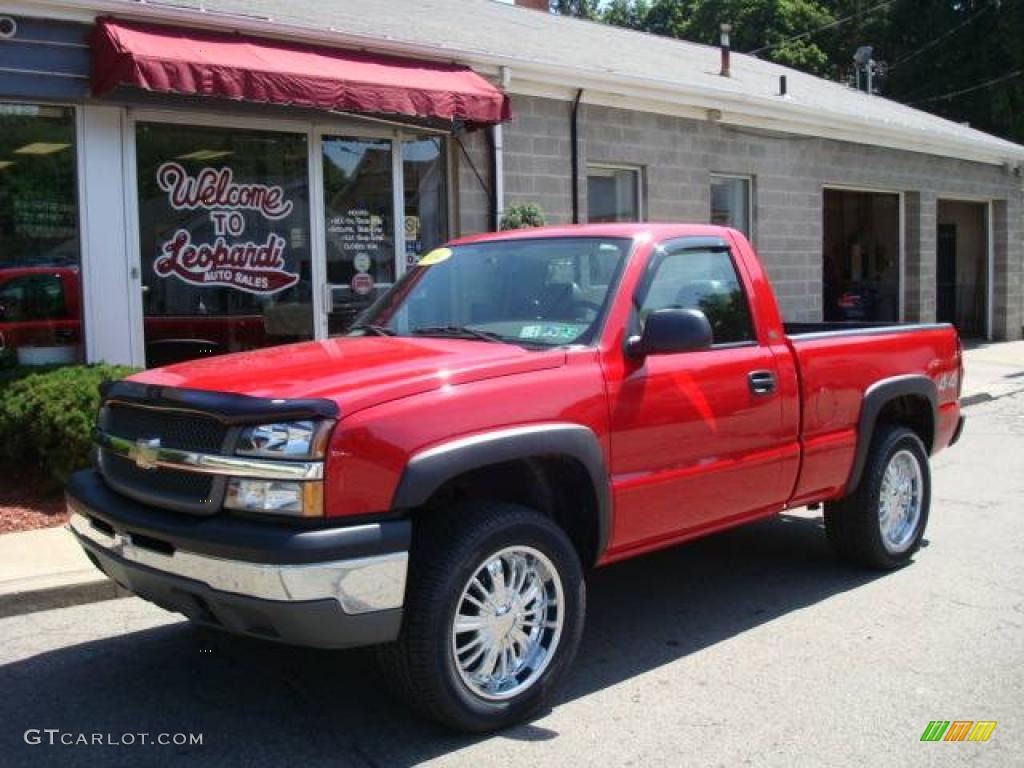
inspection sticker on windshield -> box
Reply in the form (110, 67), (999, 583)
(418, 247), (452, 266)
(520, 324), (581, 341)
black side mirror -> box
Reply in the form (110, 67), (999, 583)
(626, 308), (713, 358)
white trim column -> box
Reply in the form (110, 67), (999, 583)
(77, 104), (135, 366)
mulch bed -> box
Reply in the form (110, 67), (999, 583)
(0, 462), (67, 534)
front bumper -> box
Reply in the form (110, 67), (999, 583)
(66, 470), (409, 649)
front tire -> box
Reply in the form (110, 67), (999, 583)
(824, 424), (931, 570)
(378, 501), (585, 732)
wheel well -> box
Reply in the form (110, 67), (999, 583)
(876, 395), (934, 453)
(415, 457), (601, 566)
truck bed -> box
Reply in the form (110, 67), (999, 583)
(781, 321), (961, 507)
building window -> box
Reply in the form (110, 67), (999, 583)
(135, 122), (313, 368)
(587, 165), (642, 222)
(0, 103), (83, 366)
(710, 175), (752, 238)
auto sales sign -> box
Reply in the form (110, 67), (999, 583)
(153, 162), (300, 295)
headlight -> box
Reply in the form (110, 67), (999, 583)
(236, 420), (333, 459)
(225, 478), (324, 517)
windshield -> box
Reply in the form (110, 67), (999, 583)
(351, 237), (631, 347)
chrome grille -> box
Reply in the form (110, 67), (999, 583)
(97, 402), (232, 515)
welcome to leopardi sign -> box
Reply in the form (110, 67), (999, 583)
(153, 162), (300, 295)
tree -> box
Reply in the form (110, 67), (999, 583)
(587, 0), (837, 76)
(549, 0), (600, 18)
(563, 0), (1024, 143)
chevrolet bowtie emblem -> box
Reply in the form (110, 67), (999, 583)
(129, 437), (161, 470)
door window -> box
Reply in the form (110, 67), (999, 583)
(322, 136), (395, 335)
(135, 122), (313, 367)
(638, 248), (755, 345)
(402, 137), (447, 269)
(0, 273), (68, 321)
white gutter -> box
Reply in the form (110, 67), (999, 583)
(18, 0), (1024, 167)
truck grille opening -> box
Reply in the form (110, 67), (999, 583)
(102, 453), (218, 514)
(105, 403), (229, 452)
(129, 531), (175, 556)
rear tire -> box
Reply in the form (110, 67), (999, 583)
(377, 501), (585, 732)
(824, 424), (930, 570)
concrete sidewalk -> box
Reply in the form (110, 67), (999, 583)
(0, 340), (1022, 619)
(961, 339), (1024, 404)
(0, 526), (126, 619)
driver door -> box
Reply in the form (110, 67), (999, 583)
(606, 241), (791, 552)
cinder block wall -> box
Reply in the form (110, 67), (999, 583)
(457, 94), (1023, 337)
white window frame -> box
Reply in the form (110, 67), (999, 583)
(709, 173), (754, 242)
(586, 162), (644, 222)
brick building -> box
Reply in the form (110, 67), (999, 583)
(1, 0), (1022, 370)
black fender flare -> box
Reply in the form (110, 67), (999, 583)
(847, 374), (937, 494)
(391, 423), (611, 564)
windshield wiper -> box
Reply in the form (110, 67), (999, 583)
(348, 324), (397, 337)
(410, 325), (507, 343)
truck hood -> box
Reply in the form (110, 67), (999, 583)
(130, 336), (567, 416)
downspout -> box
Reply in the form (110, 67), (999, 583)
(484, 128), (498, 230)
(571, 88), (584, 224)
(493, 65), (511, 230)
(493, 123), (504, 230)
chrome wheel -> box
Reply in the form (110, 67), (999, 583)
(878, 449), (923, 554)
(450, 546), (565, 701)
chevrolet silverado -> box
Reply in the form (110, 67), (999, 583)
(66, 224), (964, 731)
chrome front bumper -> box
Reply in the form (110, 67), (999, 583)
(69, 512), (407, 614)
(65, 469), (410, 649)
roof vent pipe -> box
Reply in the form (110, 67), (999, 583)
(719, 23), (732, 77)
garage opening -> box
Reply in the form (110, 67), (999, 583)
(823, 189), (901, 322)
(937, 200), (988, 338)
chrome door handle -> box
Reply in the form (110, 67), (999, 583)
(748, 370), (776, 395)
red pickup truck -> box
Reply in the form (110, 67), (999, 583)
(66, 224), (963, 731)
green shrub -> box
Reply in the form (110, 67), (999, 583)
(499, 202), (547, 230)
(0, 364), (138, 487)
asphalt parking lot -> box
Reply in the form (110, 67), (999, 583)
(1, 389), (1021, 767)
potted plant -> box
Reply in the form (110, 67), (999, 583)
(499, 202), (547, 230)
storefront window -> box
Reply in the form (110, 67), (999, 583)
(403, 137), (447, 269)
(322, 136), (395, 335)
(710, 175), (752, 237)
(0, 103), (82, 366)
(587, 165), (641, 222)
(135, 123), (312, 367)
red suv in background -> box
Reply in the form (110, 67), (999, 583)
(0, 265), (268, 367)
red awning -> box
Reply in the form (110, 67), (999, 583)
(91, 18), (510, 129)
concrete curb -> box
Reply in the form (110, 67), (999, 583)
(0, 576), (130, 619)
(0, 526), (131, 620)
